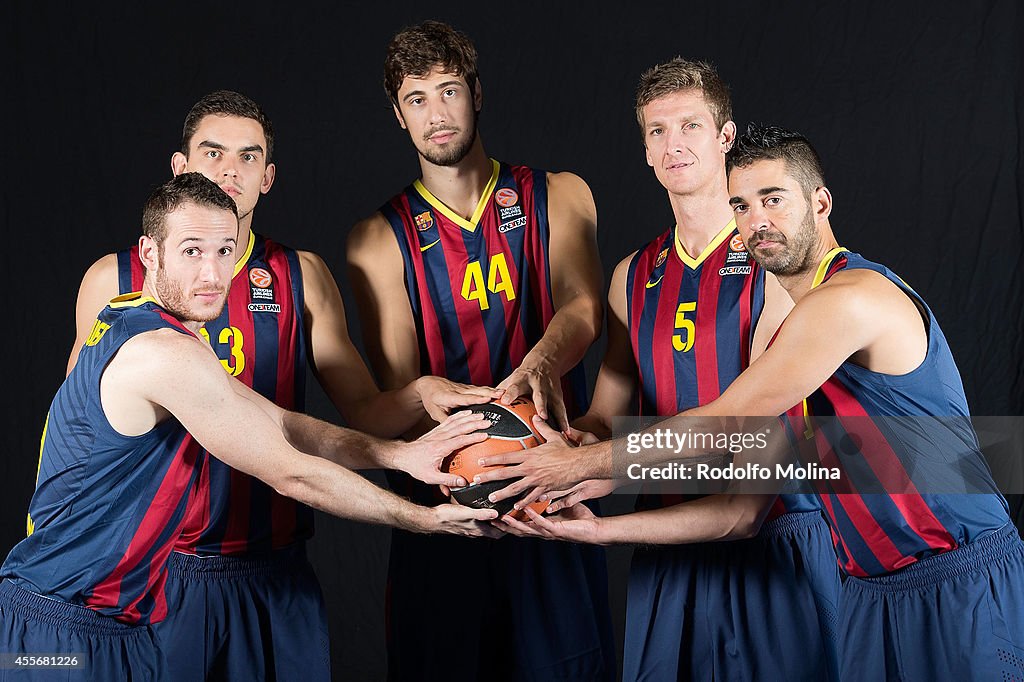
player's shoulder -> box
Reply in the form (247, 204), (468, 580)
(803, 266), (903, 319)
(545, 170), (593, 198)
(348, 211), (397, 259)
(81, 252), (120, 282)
(613, 250), (641, 279)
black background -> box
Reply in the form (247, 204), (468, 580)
(2, 2), (1022, 679)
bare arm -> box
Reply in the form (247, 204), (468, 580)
(67, 254), (120, 375)
(497, 172), (604, 428)
(476, 269), (926, 500)
(102, 330), (498, 536)
(300, 250), (498, 437)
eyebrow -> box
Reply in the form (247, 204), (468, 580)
(196, 140), (264, 155)
(402, 80), (464, 102)
(729, 186), (790, 204)
(177, 236), (237, 246)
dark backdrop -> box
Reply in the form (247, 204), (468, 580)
(2, 2), (1021, 679)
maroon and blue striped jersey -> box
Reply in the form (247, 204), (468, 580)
(780, 248), (1010, 576)
(381, 159), (588, 502)
(626, 223), (818, 517)
(2, 296), (205, 624)
(116, 231), (310, 555)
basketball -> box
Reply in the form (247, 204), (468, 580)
(442, 397), (549, 520)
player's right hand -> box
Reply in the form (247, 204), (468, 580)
(428, 503), (503, 538)
(544, 478), (621, 513)
(416, 376), (503, 423)
(395, 411), (490, 487)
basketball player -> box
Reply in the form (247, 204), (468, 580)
(346, 21), (614, 681)
(494, 59), (840, 681)
(484, 125), (1024, 681)
(0, 173), (500, 681)
(66, 92), (498, 681)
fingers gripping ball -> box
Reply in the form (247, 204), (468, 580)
(442, 398), (549, 520)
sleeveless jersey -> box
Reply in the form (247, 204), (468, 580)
(116, 231), (310, 555)
(2, 297), (205, 624)
(626, 223), (818, 517)
(779, 249), (1009, 576)
(381, 159), (588, 502)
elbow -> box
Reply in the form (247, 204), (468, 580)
(718, 498), (764, 541)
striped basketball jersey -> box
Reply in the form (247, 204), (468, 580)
(116, 231), (310, 555)
(626, 223), (818, 517)
(381, 159), (588, 501)
(780, 248), (1009, 576)
(2, 296), (205, 624)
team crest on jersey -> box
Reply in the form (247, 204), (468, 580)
(414, 211), (434, 231)
(495, 188), (519, 207)
(729, 234), (746, 252)
(249, 267), (275, 303)
(654, 248), (669, 268)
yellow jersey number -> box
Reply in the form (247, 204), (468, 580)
(461, 253), (516, 311)
(672, 302), (697, 353)
(200, 326), (246, 376)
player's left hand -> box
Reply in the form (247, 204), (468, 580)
(497, 362), (568, 430)
(395, 411), (490, 487)
(416, 376), (504, 423)
(473, 415), (590, 507)
(492, 504), (605, 544)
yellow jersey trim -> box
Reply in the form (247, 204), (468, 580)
(810, 247), (850, 290)
(233, 229), (256, 278)
(109, 293), (159, 309)
(413, 158), (501, 233)
(674, 219), (737, 269)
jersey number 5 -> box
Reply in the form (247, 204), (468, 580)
(199, 326), (246, 376)
(462, 253), (516, 311)
(672, 302), (697, 353)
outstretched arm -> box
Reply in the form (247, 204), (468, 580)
(103, 330), (499, 537)
(497, 172), (604, 429)
(300, 250), (499, 437)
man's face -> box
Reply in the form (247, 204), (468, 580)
(172, 115), (275, 223)
(393, 66), (481, 167)
(728, 159), (820, 276)
(149, 203), (237, 323)
(642, 89), (734, 197)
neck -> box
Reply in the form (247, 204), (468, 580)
(668, 184), (734, 258)
(417, 138), (493, 219)
(236, 215), (253, 259)
(776, 224), (840, 304)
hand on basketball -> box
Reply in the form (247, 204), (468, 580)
(473, 415), (588, 508)
(492, 504), (604, 544)
(397, 411), (490, 487)
(429, 503), (503, 539)
(545, 478), (620, 513)
(497, 363), (568, 430)
(416, 376), (504, 423)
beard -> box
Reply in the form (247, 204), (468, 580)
(420, 115), (478, 167)
(154, 266), (225, 323)
(746, 206), (820, 276)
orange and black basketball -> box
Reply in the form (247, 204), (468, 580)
(442, 397), (548, 520)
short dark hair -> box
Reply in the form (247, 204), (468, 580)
(727, 123), (826, 195)
(635, 58), (732, 134)
(384, 20), (479, 105)
(142, 172), (238, 245)
(181, 90), (274, 162)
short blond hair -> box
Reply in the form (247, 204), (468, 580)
(635, 58), (732, 136)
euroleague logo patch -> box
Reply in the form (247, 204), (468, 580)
(249, 268), (273, 288)
(495, 188), (519, 207)
(414, 211), (434, 231)
(729, 234), (746, 252)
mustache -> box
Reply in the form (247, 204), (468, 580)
(747, 229), (787, 248)
(424, 125), (460, 141)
